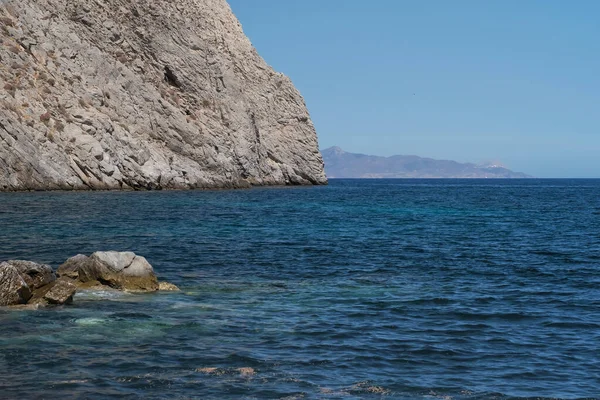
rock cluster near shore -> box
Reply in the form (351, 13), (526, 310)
(0, 0), (327, 191)
(0, 251), (178, 307)
(0, 260), (76, 306)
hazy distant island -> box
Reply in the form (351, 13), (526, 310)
(323, 146), (532, 179)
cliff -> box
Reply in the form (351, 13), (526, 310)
(323, 147), (531, 179)
(0, 0), (327, 190)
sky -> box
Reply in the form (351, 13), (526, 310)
(228, 0), (600, 178)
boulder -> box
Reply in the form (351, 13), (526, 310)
(58, 251), (159, 292)
(122, 256), (153, 277)
(0, 263), (32, 306)
(117, 255), (159, 292)
(5, 260), (56, 289)
(91, 251), (136, 273)
(57, 254), (88, 279)
(73, 256), (114, 284)
(29, 278), (77, 306)
(43, 278), (77, 305)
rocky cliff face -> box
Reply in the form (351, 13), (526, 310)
(0, 0), (327, 190)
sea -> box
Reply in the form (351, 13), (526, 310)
(0, 179), (599, 399)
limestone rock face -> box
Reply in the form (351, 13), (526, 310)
(0, 263), (32, 305)
(0, 0), (327, 191)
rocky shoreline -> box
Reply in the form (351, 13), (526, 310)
(0, 251), (179, 307)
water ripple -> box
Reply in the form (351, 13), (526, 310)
(1, 179), (600, 399)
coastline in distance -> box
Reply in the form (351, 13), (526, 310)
(322, 146), (531, 179)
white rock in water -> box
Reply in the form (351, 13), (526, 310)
(58, 251), (159, 292)
(122, 256), (154, 277)
(91, 252), (136, 273)
(0, 0), (327, 191)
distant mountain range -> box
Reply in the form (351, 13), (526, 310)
(322, 147), (531, 179)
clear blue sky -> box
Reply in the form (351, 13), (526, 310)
(228, 0), (600, 178)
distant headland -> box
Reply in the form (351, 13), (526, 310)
(322, 146), (531, 179)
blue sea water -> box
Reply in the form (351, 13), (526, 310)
(0, 179), (599, 399)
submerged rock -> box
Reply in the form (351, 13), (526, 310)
(0, 263), (32, 306)
(196, 367), (226, 375)
(195, 367), (256, 377)
(237, 367), (256, 377)
(158, 282), (180, 291)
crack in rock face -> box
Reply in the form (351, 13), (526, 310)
(164, 65), (182, 88)
(0, 0), (327, 191)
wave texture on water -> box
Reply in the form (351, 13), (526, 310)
(0, 179), (599, 399)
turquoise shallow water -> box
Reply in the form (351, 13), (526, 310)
(0, 179), (599, 399)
